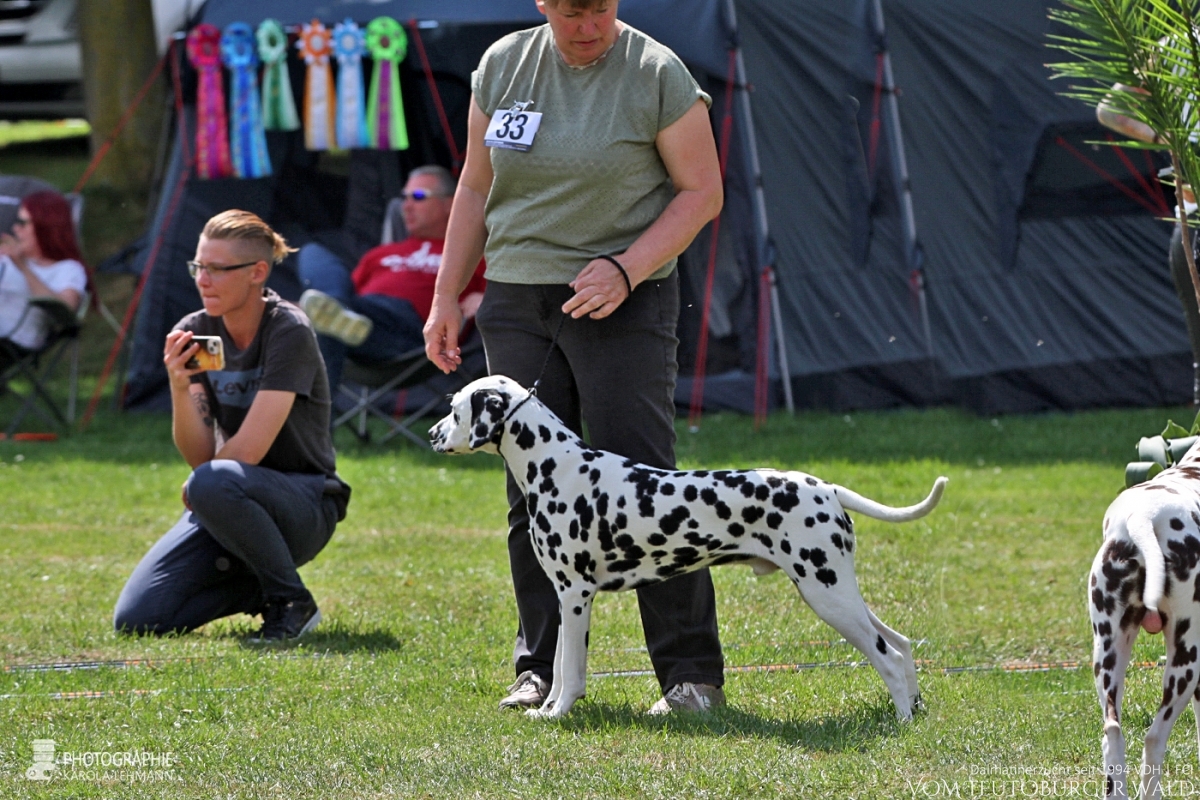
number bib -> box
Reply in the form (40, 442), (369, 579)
(485, 106), (543, 152)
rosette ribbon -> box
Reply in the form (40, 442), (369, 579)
(221, 22), (271, 178)
(186, 24), (233, 179)
(333, 18), (368, 149)
(366, 17), (409, 150)
(297, 19), (337, 151)
(257, 19), (300, 132)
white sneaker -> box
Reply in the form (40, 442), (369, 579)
(300, 289), (373, 347)
(646, 682), (726, 715)
(499, 670), (549, 710)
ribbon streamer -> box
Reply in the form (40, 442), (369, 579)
(221, 23), (271, 178)
(186, 24), (233, 179)
(366, 17), (409, 150)
(297, 19), (337, 151)
(257, 19), (300, 132)
(333, 19), (368, 149)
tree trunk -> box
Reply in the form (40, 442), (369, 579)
(77, 0), (165, 196)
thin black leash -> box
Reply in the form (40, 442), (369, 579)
(499, 312), (567, 432)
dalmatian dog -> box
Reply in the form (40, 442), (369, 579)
(1090, 447), (1200, 800)
(430, 375), (947, 720)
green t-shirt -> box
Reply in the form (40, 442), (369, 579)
(472, 23), (711, 285)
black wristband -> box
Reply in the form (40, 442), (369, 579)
(597, 254), (633, 297)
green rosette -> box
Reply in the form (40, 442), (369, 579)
(257, 19), (300, 132)
(365, 17), (409, 150)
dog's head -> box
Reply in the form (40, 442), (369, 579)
(430, 375), (530, 455)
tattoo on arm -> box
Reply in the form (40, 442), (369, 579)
(191, 390), (214, 428)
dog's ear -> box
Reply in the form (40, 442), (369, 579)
(468, 388), (510, 449)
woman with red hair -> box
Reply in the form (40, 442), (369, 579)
(0, 189), (87, 355)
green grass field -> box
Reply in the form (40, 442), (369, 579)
(0, 403), (1195, 798)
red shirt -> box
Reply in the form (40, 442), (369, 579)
(351, 238), (486, 320)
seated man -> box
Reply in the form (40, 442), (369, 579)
(114, 210), (351, 641)
(297, 165), (485, 392)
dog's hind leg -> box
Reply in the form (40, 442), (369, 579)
(866, 608), (920, 713)
(791, 568), (915, 721)
(1090, 548), (1139, 800)
(529, 591), (593, 719)
(1140, 614), (1200, 800)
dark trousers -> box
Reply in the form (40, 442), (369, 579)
(113, 461), (339, 635)
(1169, 225), (1200, 404)
(474, 272), (725, 691)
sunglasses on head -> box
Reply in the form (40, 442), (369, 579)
(400, 189), (445, 202)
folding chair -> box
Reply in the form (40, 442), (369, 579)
(0, 295), (87, 436)
(333, 334), (484, 447)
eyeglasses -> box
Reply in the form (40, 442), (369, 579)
(400, 189), (446, 202)
(187, 260), (259, 278)
(12, 217), (30, 228)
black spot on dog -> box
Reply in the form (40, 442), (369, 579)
(876, 635), (887, 654)
(578, 465), (589, 474)
(831, 533), (844, 552)
(557, 431), (569, 442)
(1172, 518), (1187, 530)
(780, 539), (792, 554)
(1092, 588), (1115, 615)
(684, 485), (699, 502)
(672, 547), (701, 567)
(817, 512), (830, 524)
(515, 423), (536, 450)
(700, 488), (718, 505)
(766, 512), (783, 530)
(659, 506), (691, 535)
(574, 551), (596, 579)
(816, 568), (838, 586)
(539, 425), (551, 443)
(728, 523), (745, 537)
(805, 477), (818, 487)
(639, 497), (655, 518)
(805, 517), (815, 528)
(766, 476), (783, 488)
(526, 462), (538, 483)
(589, 469), (601, 485)
(801, 547), (828, 568)
(648, 533), (667, 546)
(773, 492), (800, 512)
(1173, 618), (1198, 667)
(754, 484), (771, 502)
(814, 496), (824, 505)
(1097, 621), (1113, 637)
(1168, 535), (1200, 581)
(714, 501), (732, 520)
(752, 533), (774, 550)
(793, 562), (807, 578)
(661, 483), (675, 496)
(693, 471), (710, 478)
(740, 483), (756, 498)
(575, 496), (595, 532)
(742, 506), (765, 524)
(540, 459), (557, 478)
(536, 513), (552, 534)
(599, 577), (625, 591)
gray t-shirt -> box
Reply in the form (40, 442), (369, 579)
(175, 289), (337, 478)
(472, 23), (710, 285)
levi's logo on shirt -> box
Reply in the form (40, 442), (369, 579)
(380, 241), (441, 274)
(208, 368), (262, 408)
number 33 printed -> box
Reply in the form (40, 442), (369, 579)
(494, 112), (528, 140)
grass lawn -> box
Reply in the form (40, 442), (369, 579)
(0, 402), (1195, 798)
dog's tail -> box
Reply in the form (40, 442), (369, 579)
(834, 476), (948, 523)
(1126, 513), (1167, 616)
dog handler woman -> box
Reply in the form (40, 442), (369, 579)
(424, 0), (728, 713)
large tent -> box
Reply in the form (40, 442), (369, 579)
(117, 0), (1189, 416)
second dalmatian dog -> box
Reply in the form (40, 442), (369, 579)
(431, 375), (948, 720)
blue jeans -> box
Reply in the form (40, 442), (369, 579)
(113, 460), (339, 635)
(297, 243), (426, 392)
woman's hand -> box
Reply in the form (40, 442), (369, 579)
(0, 232), (23, 263)
(163, 330), (202, 392)
(564, 257), (632, 320)
(424, 296), (465, 374)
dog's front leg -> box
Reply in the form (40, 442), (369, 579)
(528, 592), (592, 719)
(1140, 616), (1200, 800)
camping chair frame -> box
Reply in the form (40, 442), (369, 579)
(1, 296), (86, 436)
(333, 336), (484, 447)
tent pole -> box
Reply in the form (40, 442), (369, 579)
(870, 0), (935, 368)
(726, 0), (793, 413)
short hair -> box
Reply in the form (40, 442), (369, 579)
(407, 165), (456, 198)
(201, 209), (295, 265)
(543, 0), (611, 9)
(23, 190), (83, 264)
